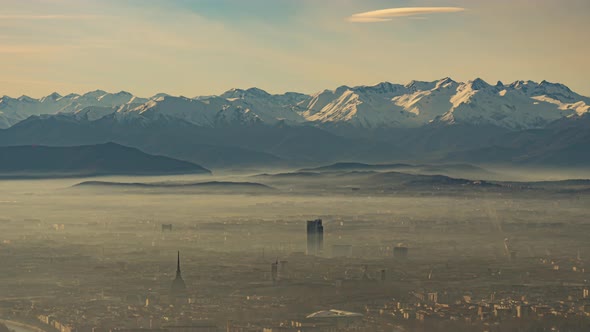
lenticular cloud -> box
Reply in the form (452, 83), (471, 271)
(349, 7), (465, 23)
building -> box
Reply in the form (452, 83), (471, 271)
(171, 251), (187, 298)
(306, 219), (324, 256)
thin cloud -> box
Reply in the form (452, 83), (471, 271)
(349, 7), (465, 23)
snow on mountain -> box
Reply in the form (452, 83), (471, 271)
(116, 95), (262, 127)
(56, 90), (148, 113)
(510, 80), (589, 104)
(0, 90), (148, 128)
(392, 78), (459, 125)
(530, 96), (590, 116)
(440, 78), (584, 129)
(301, 86), (348, 119)
(405, 80), (439, 92)
(98, 91), (140, 104)
(1, 79), (588, 130)
(301, 78), (588, 129)
(150, 93), (172, 99)
(73, 103), (143, 122)
(0, 94), (68, 128)
(73, 106), (119, 122)
(301, 83), (415, 128)
(301, 79), (462, 127)
(215, 88), (310, 124)
(39, 92), (62, 103)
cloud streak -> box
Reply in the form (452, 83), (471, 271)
(349, 7), (465, 23)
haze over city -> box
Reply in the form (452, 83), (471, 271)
(1, 1), (590, 332)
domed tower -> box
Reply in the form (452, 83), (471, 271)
(171, 251), (187, 296)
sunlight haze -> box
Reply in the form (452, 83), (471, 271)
(1, 0), (589, 97)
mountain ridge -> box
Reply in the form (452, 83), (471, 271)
(2, 78), (588, 130)
(0, 142), (211, 177)
(1, 79), (588, 168)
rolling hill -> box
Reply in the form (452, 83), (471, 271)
(0, 143), (210, 177)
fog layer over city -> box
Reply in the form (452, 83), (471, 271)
(1, 167), (590, 331)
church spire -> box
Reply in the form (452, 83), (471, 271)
(171, 250), (187, 296)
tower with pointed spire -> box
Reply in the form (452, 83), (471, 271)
(171, 251), (187, 297)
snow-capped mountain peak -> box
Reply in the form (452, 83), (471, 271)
(405, 80), (438, 92)
(40, 92), (63, 103)
(435, 77), (458, 90)
(82, 90), (108, 98)
(468, 78), (491, 90)
(0, 90), (149, 128)
(220, 87), (272, 100)
(0, 79), (588, 130)
(17, 95), (36, 102)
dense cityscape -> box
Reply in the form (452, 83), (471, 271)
(2, 189), (590, 332)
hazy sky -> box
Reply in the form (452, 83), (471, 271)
(1, 0), (589, 97)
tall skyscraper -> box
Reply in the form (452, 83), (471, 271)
(307, 219), (324, 256)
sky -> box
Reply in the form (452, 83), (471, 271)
(1, 0), (589, 97)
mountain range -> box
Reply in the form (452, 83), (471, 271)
(0, 78), (588, 168)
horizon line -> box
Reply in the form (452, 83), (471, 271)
(0, 77), (583, 100)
